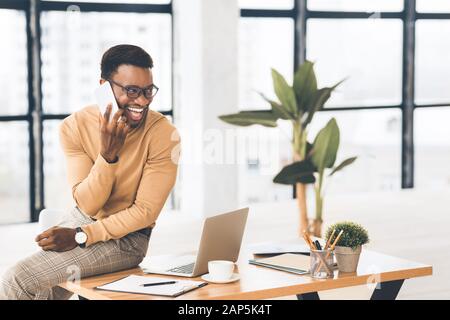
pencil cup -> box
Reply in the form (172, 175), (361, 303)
(310, 249), (334, 279)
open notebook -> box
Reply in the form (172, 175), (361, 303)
(95, 275), (208, 297)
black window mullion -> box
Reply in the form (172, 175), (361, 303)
(40, 1), (171, 13)
(25, 1), (37, 223)
(294, 0), (307, 69)
(415, 103), (450, 108)
(0, 0), (28, 10)
(416, 12), (450, 20)
(26, 0), (45, 222)
(401, 0), (415, 188)
(240, 9), (295, 18)
(306, 11), (403, 19)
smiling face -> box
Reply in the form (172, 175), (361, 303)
(101, 64), (154, 129)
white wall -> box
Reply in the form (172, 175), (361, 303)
(173, 0), (240, 218)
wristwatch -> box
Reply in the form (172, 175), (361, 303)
(75, 227), (88, 248)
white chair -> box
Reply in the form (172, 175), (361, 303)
(38, 209), (64, 232)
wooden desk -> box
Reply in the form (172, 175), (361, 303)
(59, 246), (432, 300)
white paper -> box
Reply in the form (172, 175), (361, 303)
(96, 275), (205, 297)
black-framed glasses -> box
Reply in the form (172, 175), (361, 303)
(108, 78), (159, 100)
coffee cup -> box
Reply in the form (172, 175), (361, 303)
(208, 260), (235, 281)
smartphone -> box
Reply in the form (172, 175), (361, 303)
(94, 81), (119, 122)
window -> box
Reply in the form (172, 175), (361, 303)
(308, 109), (402, 193)
(307, 0), (403, 12)
(0, 1), (173, 223)
(238, 18), (294, 110)
(238, 4), (295, 205)
(45, 0), (170, 3)
(239, 0), (448, 203)
(41, 11), (172, 114)
(237, 122), (294, 204)
(0, 9), (28, 116)
(0, 8), (29, 224)
(416, 0), (450, 13)
(43, 120), (74, 211)
(307, 19), (403, 108)
(415, 20), (450, 104)
(239, 0), (294, 10)
(415, 107), (450, 189)
(0, 122), (30, 224)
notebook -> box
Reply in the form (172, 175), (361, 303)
(95, 275), (208, 297)
(249, 253), (338, 275)
(248, 242), (311, 256)
(249, 253), (312, 275)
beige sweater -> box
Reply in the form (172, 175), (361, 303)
(59, 105), (180, 246)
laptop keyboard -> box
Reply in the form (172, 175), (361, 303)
(167, 262), (195, 274)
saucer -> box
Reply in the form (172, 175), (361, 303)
(201, 273), (240, 284)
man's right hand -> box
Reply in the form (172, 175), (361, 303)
(99, 103), (130, 163)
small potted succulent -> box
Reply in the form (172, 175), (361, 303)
(325, 221), (369, 273)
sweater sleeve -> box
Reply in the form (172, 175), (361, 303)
(81, 120), (181, 246)
(59, 118), (118, 216)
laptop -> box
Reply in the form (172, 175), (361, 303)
(139, 207), (249, 278)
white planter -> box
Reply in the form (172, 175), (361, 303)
(334, 246), (362, 273)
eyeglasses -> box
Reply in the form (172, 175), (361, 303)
(108, 78), (159, 100)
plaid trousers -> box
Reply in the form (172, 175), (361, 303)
(0, 206), (151, 300)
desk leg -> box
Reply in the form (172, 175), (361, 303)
(297, 292), (320, 300)
(370, 279), (404, 300)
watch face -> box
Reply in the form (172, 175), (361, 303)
(75, 231), (87, 244)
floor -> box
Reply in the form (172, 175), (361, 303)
(1, 188), (448, 300)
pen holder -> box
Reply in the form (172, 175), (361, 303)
(310, 249), (334, 279)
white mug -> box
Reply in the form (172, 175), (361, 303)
(208, 260), (235, 281)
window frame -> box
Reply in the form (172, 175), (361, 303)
(0, 0), (173, 223)
(240, 0), (450, 195)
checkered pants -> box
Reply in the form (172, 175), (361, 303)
(0, 207), (151, 300)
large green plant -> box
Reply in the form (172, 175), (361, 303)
(273, 118), (357, 222)
(219, 61), (343, 160)
(219, 61), (346, 235)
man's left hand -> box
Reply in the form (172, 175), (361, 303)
(35, 227), (78, 252)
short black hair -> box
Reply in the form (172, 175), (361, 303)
(100, 44), (153, 79)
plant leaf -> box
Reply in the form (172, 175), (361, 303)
(273, 159), (317, 185)
(302, 88), (333, 128)
(311, 118), (340, 171)
(219, 111), (279, 127)
(293, 60), (317, 113)
(302, 78), (346, 129)
(329, 156), (357, 176)
(271, 68), (297, 116)
(258, 92), (295, 120)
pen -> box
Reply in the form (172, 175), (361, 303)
(302, 231), (316, 250)
(324, 229), (336, 250)
(141, 281), (177, 287)
(314, 240), (322, 250)
(316, 230), (344, 273)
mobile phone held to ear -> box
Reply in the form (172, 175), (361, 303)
(94, 81), (119, 122)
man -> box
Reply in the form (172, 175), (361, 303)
(0, 44), (180, 300)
